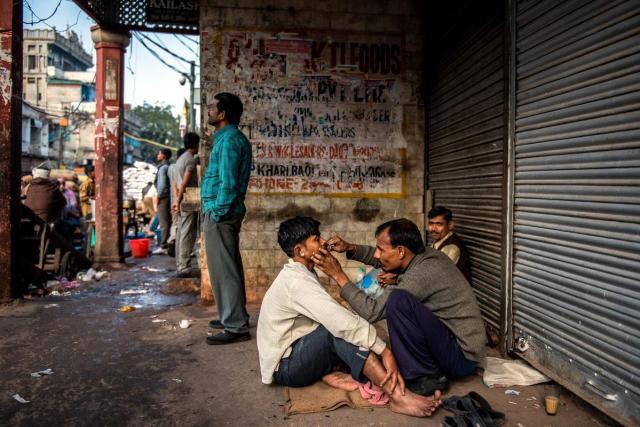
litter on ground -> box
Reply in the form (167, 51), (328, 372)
(30, 368), (54, 378)
(77, 268), (110, 282)
(505, 389), (521, 395)
(120, 289), (149, 295)
(119, 305), (136, 313)
(141, 267), (165, 272)
(13, 394), (30, 403)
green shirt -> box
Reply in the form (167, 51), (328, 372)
(200, 125), (252, 221)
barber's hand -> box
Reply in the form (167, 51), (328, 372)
(326, 235), (356, 253)
(380, 347), (405, 395)
(171, 202), (178, 213)
(377, 271), (398, 288)
(311, 248), (350, 286)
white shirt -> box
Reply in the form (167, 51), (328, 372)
(431, 231), (461, 263)
(257, 259), (387, 384)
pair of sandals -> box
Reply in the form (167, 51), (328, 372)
(442, 391), (506, 427)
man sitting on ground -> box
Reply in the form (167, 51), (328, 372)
(427, 206), (471, 282)
(257, 216), (441, 417)
(24, 162), (65, 224)
(313, 218), (485, 397)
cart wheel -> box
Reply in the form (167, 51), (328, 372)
(60, 252), (79, 279)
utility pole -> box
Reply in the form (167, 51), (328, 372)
(189, 61), (195, 131)
(181, 62), (196, 132)
(58, 110), (68, 168)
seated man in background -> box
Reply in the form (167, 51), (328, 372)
(316, 218), (486, 397)
(257, 216), (441, 417)
(427, 206), (471, 282)
(24, 162), (65, 224)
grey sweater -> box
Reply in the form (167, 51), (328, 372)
(340, 245), (486, 362)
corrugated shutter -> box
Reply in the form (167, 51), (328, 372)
(427, 10), (505, 335)
(512, 1), (640, 425)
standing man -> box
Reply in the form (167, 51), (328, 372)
(427, 206), (471, 282)
(201, 93), (252, 345)
(167, 148), (186, 257)
(79, 164), (95, 218)
(173, 133), (200, 278)
(153, 148), (172, 255)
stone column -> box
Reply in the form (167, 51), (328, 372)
(0, 0), (23, 300)
(91, 26), (130, 265)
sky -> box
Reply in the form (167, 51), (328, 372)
(23, 0), (200, 116)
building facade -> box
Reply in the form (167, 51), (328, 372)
(22, 29), (94, 171)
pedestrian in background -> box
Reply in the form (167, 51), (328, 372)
(153, 148), (172, 255)
(173, 132), (200, 278)
(167, 148), (186, 257)
(79, 164), (95, 218)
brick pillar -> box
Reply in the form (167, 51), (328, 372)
(0, 0), (22, 300)
(91, 27), (130, 265)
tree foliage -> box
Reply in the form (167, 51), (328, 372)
(132, 102), (181, 148)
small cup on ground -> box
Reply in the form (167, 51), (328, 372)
(544, 384), (560, 415)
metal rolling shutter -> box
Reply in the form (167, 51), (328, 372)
(512, 1), (640, 425)
(427, 11), (505, 335)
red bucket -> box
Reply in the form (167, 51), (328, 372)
(130, 238), (150, 258)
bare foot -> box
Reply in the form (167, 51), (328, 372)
(322, 371), (360, 392)
(389, 389), (442, 417)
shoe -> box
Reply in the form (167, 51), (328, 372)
(405, 373), (448, 396)
(206, 330), (250, 345)
(152, 247), (167, 255)
(209, 319), (224, 329)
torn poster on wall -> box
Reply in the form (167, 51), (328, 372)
(216, 31), (411, 196)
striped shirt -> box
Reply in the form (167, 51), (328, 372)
(200, 124), (252, 221)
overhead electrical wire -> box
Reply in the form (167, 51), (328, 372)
(137, 32), (199, 67)
(152, 33), (193, 71)
(134, 33), (187, 76)
(23, 0), (62, 25)
(180, 34), (200, 46)
(173, 33), (199, 57)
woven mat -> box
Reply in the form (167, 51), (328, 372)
(284, 381), (385, 416)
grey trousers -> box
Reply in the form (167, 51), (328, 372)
(168, 210), (179, 244)
(203, 212), (249, 334)
(176, 210), (198, 272)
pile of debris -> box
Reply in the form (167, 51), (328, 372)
(123, 161), (157, 201)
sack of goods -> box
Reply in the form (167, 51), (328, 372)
(123, 161), (158, 201)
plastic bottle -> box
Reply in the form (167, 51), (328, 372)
(356, 268), (384, 298)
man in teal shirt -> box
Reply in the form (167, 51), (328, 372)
(201, 92), (252, 345)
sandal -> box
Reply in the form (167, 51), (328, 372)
(466, 392), (505, 426)
(442, 392), (505, 427)
(443, 414), (473, 427)
(442, 413), (489, 427)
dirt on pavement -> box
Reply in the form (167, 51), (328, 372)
(0, 255), (621, 426)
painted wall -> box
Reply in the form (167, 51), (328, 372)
(200, 0), (424, 301)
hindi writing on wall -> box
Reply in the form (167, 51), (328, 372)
(217, 31), (413, 196)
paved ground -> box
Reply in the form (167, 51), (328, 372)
(0, 255), (621, 426)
